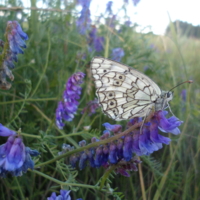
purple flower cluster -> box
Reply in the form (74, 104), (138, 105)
(81, 98), (100, 115)
(0, 21), (28, 90)
(47, 189), (82, 200)
(124, 20), (132, 27)
(76, 0), (92, 35)
(55, 72), (85, 129)
(132, 0), (140, 6)
(106, 1), (113, 15)
(88, 26), (104, 52)
(0, 124), (39, 177)
(59, 111), (182, 176)
(111, 48), (125, 62)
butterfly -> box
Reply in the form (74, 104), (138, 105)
(90, 57), (173, 121)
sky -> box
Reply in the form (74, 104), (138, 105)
(90, 0), (200, 35)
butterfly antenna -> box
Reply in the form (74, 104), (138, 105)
(168, 80), (193, 92)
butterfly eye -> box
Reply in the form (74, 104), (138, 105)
(167, 92), (171, 98)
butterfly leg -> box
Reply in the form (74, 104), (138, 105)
(162, 100), (175, 116)
(166, 102), (175, 116)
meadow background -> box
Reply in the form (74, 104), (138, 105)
(0, 0), (199, 199)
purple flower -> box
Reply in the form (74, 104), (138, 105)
(102, 123), (122, 134)
(109, 143), (118, 164)
(123, 135), (133, 161)
(88, 27), (105, 52)
(47, 189), (82, 200)
(0, 123), (16, 137)
(124, 20), (132, 27)
(6, 21), (28, 56)
(106, 1), (113, 15)
(7, 21), (28, 40)
(55, 101), (65, 129)
(94, 37), (104, 52)
(76, 0), (92, 35)
(77, 0), (91, 7)
(0, 21), (28, 90)
(111, 48), (125, 62)
(132, 0), (140, 6)
(79, 152), (88, 169)
(138, 126), (160, 155)
(55, 72), (85, 129)
(149, 118), (171, 145)
(65, 110), (182, 175)
(156, 111), (183, 135)
(0, 125), (39, 177)
(114, 157), (141, 177)
(79, 140), (86, 147)
(100, 130), (111, 140)
(88, 26), (97, 45)
(181, 89), (187, 102)
(82, 98), (100, 116)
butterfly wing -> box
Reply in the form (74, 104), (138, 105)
(90, 57), (162, 121)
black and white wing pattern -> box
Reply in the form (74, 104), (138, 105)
(90, 57), (162, 121)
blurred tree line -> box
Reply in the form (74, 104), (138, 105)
(165, 20), (200, 38)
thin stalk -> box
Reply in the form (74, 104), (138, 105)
(0, 97), (57, 105)
(139, 160), (146, 200)
(31, 169), (107, 191)
(31, 104), (78, 147)
(31, 27), (51, 97)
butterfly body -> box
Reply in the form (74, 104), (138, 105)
(90, 57), (173, 121)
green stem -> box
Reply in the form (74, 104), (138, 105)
(46, 144), (68, 180)
(20, 132), (41, 138)
(100, 165), (115, 189)
(104, 36), (109, 58)
(0, 97), (57, 105)
(31, 27), (51, 97)
(75, 112), (87, 131)
(6, 96), (26, 126)
(31, 104), (78, 147)
(31, 169), (104, 190)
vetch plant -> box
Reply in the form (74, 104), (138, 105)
(58, 111), (182, 176)
(0, 124), (39, 177)
(0, 21), (28, 90)
(55, 72), (85, 129)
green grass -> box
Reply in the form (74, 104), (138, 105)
(0, 1), (199, 199)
